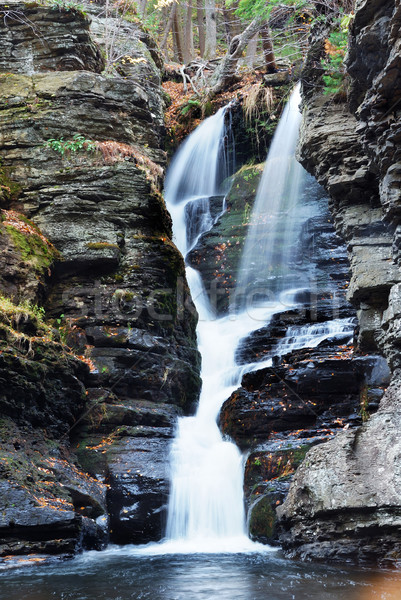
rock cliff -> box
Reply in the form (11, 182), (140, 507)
(0, 0), (200, 557)
(276, 0), (401, 565)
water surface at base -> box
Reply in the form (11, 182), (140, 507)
(1, 550), (401, 600)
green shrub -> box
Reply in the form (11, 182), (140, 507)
(321, 14), (354, 96)
(45, 134), (96, 156)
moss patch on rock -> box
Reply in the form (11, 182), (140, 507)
(187, 164), (263, 313)
(0, 210), (61, 303)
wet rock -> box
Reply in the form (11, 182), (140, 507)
(0, 420), (108, 557)
(0, 66), (201, 405)
(236, 305), (355, 366)
(298, 1), (401, 355)
(0, 212), (59, 303)
(277, 0), (401, 563)
(187, 164), (264, 314)
(221, 334), (390, 547)
(263, 70), (292, 87)
(0, 328), (88, 437)
(106, 435), (171, 544)
(75, 397), (180, 543)
(277, 380), (401, 565)
(221, 345), (388, 450)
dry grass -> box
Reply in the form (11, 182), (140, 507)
(95, 141), (163, 179)
(243, 81), (275, 124)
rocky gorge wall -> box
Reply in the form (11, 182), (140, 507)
(1, 0), (400, 568)
(0, 0), (200, 557)
(276, 0), (401, 565)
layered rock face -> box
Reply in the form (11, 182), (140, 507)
(0, 1), (200, 556)
(276, 0), (401, 564)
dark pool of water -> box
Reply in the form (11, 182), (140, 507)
(1, 546), (400, 600)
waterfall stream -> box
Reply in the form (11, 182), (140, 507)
(235, 84), (309, 308)
(163, 106), (262, 552)
(159, 85), (354, 554)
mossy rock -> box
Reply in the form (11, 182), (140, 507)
(187, 164), (264, 314)
(245, 444), (311, 496)
(0, 211), (61, 302)
(248, 495), (277, 543)
(0, 167), (22, 207)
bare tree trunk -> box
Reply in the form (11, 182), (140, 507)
(222, 0), (241, 40)
(204, 0), (217, 59)
(209, 16), (265, 95)
(197, 0), (205, 57)
(138, 0), (147, 18)
(160, 2), (177, 58)
(222, 4), (233, 43)
(183, 0), (195, 63)
(243, 33), (258, 68)
(261, 24), (277, 73)
(172, 3), (184, 63)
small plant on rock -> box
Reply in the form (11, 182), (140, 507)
(180, 99), (201, 116)
(321, 13), (354, 97)
(44, 134), (96, 157)
(38, 0), (87, 16)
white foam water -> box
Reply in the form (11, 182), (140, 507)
(275, 317), (356, 356)
(163, 106), (268, 550)
(235, 83), (311, 308)
(153, 87), (355, 555)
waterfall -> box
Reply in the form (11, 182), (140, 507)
(163, 106), (262, 552)
(274, 317), (356, 356)
(235, 83), (309, 310)
(165, 106), (233, 257)
(157, 85), (355, 554)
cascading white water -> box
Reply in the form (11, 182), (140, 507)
(163, 107), (265, 551)
(235, 83), (311, 310)
(165, 106), (233, 257)
(274, 317), (356, 356)
(157, 86), (355, 555)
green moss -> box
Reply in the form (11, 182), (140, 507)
(0, 294), (49, 335)
(248, 496), (276, 542)
(153, 290), (176, 322)
(202, 101), (213, 117)
(246, 444), (311, 491)
(4, 223), (57, 271)
(36, 0), (88, 17)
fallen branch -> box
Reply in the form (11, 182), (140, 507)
(179, 65), (200, 96)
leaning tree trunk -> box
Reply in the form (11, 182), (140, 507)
(222, 3), (233, 43)
(172, 4), (184, 63)
(160, 3), (177, 58)
(138, 0), (147, 18)
(209, 16), (265, 96)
